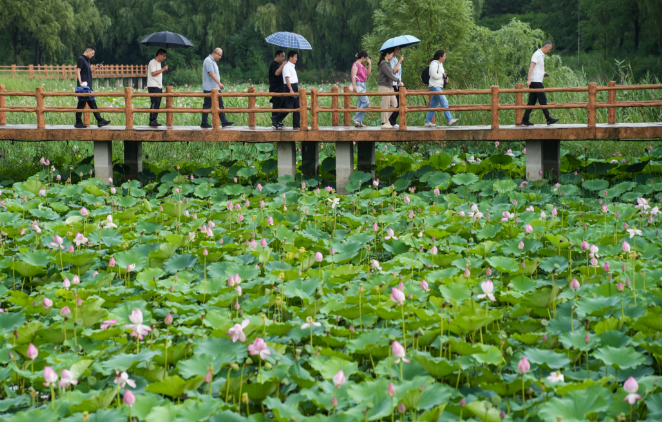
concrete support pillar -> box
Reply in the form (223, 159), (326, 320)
(277, 142), (296, 178)
(357, 141), (375, 178)
(124, 141), (143, 180)
(128, 78), (133, 88)
(94, 141), (113, 184)
(301, 142), (319, 178)
(526, 139), (560, 182)
(137, 78), (143, 90)
(335, 141), (354, 195)
(105, 79), (110, 88)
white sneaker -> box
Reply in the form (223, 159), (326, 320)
(393, 124), (399, 129)
(448, 118), (460, 126)
(424, 122), (436, 128)
(381, 122), (393, 129)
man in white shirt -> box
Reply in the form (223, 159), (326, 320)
(273, 51), (300, 129)
(147, 49), (168, 127)
(522, 41), (558, 126)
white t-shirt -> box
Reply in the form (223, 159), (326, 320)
(530, 49), (545, 83)
(147, 59), (162, 88)
(282, 61), (298, 85)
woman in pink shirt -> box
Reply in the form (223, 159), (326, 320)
(351, 51), (371, 127)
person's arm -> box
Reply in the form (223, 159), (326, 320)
(351, 64), (358, 91)
(392, 55), (404, 74)
(286, 76), (293, 93)
(76, 67), (82, 85)
(275, 61), (285, 76)
(366, 59), (372, 75)
(151, 65), (167, 76)
(526, 61), (536, 87)
(209, 71), (224, 90)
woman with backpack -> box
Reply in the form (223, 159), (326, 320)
(425, 49), (459, 127)
(351, 51), (372, 127)
(378, 48), (403, 129)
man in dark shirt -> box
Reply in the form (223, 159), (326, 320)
(74, 45), (110, 128)
(269, 50), (286, 129)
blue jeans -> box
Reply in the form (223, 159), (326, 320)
(426, 86), (453, 123)
(353, 81), (369, 123)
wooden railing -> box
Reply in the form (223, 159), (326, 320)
(0, 82), (661, 129)
(0, 65), (148, 79)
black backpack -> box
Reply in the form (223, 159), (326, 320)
(421, 66), (430, 85)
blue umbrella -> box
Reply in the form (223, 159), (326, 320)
(265, 32), (312, 50)
(379, 35), (421, 52)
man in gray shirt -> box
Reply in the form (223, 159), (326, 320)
(201, 48), (234, 128)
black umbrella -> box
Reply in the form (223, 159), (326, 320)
(139, 31), (195, 49)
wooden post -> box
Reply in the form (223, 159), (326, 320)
(84, 102), (91, 126)
(491, 85), (500, 130)
(166, 86), (174, 126)
(399, 87), (407, 130)
(607, 81), (616, 124)
(35, 86), (45, 128)
(515, 83), (523, 125)
(587, 82), (597, 127)
(248, 86), (256, 127)
(11, 64), (16, 76)
(299, 88), (308, 130)
(211, 89), (220, 129)
(311, 88), (319, 130)
(0, 85), (5, 125)
(29, 64), (33, 77)
(343, 85), (351, 126)
(331, 86), (339, 126)
(124, 87), (133, 130)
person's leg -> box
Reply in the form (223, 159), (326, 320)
(379, 86), (391, 124)
(522, 87), (538, 123)
(439, 92), (453, 122)
(201, 91), (211, 125)
(75, 101), (86, 124)
(389, 85), (399, 125)
(535, 83), (551, 121)
(353, 84), (368, 123)
(87, 100), (103, 122)
(148, 87), (161, 123)
(426, 87), (442, 123)
(217, 96), (231, 124)
(271, 94), (283, 119)
(292, 96), (301, 128)
(275, 94), (292, 124)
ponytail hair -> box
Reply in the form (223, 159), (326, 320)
(433, 49), (446, 61)
(378, 48), (394, 64)
(355, 50), (368, 59)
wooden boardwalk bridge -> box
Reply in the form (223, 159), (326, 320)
(0, 82), (661, 193)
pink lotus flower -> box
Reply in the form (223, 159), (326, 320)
(101, 319), (117, 330)
(434, 188), (440, 196)
(80, 207), (89, 216)
(43, 297), (53, 308)
(617, 281), (625, 291)
(60, 306), (71, 317)
(430, 245), (438, 255)
(33, 224), (41, 234)
(404, 195), (410, 204)
(551, 207), (558, 217)
(464, 268), (470, 278)
(387, 382), (396, 397)
(373, 222), (379, 231)
(59, 369), (78, 388)
(260, 238), (267, 247)
(109, 257), (116, 267)
(123, 389), (136, 408)
(227, 319), (250, 342)
(570, 279), (580, 290)
(125, 309), (152, 340)
(266, 216), (274, 225)
(333, 370), (347, 387)
(315, 252), (323, 262)
(524, 224), (533, 234)
(421, 280), (430, 292)
(392, 341), (410, 363)
(391, 287), (405, 304)
(49, 235), (64, 250)
(257, 183), (263, 191)
(603, 262), (610, 272)
(384, 228), (398, 240)
(114, 371), (136, 389)
(43, 366), (58, 387)
(518, 241), (525, 250)
(63, 278), (70, 289)
(623, 377), (641, 405)
(517, 357), (530, 374)
(248, 338), (271, 360)
(27, 343), (38, 360)
(477, 280), (496, 301)
(204, 371), (212, 383)
(622, 241), (631, 253)
(581, 241), (589, 251)
(486, 267), (492, 276)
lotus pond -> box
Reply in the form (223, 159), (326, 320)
(2, 143), (662, 422)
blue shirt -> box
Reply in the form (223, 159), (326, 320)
(202, 55), (220, 91)
(389, 57), (401, 86)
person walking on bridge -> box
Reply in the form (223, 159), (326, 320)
(273, 51), (301, 130)
(378, 48), (403, 129)
(147, 48), (168, 127)
(425, 49), (459, 128)
(351, 51), (371, 127)
(74, 45), (110, 128)
(201, 48), (234, 128)
(388, 47), (403, 128)
(522, 41), (559, 126)
(269, 50), (287, 129)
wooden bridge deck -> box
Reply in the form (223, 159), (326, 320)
(0, 122), (660, 143)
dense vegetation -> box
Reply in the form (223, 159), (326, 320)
(1, 0), (660, 84)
